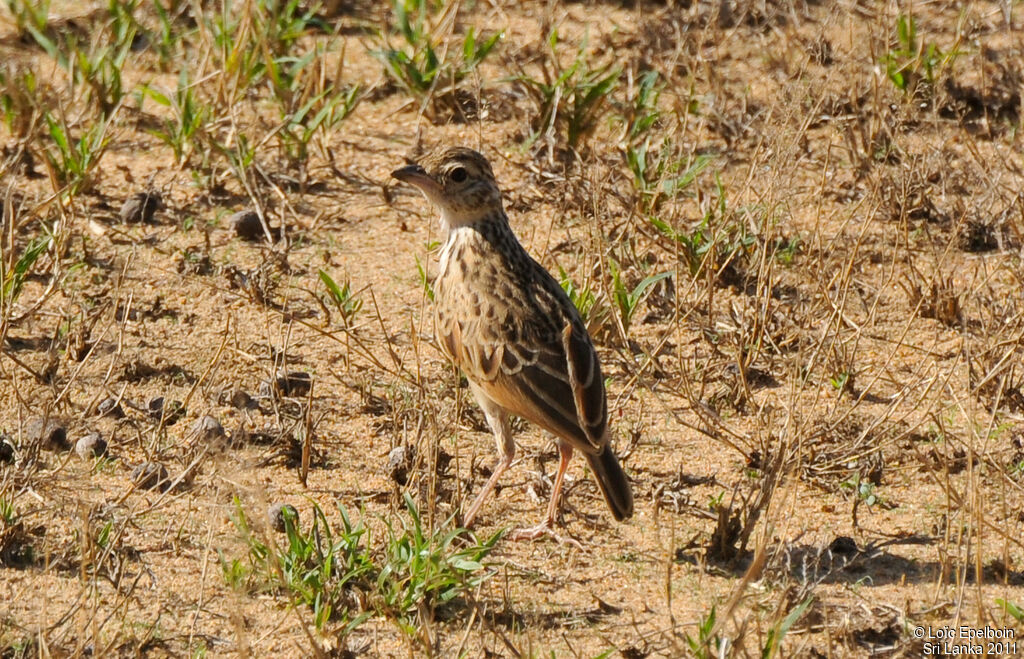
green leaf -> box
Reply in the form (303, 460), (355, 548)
(451, 559), (482, 571)
(629, 271), (671, 307)
(997, 599), (1024, 622)
(462, 26), (476, 60)
(140, 84), (171, 107)
(761, 597), (812, 659)
(467, 29), (502, 66)
(415, 255), (434, 301)
(45, 114), (69, 154)
(3, 233), (51, 303)
(25, 22), (59, 60)
(318, 269), (345, 305)
(664, 154), (713, 196)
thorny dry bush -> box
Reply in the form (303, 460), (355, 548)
(1, 0), (1023, 657)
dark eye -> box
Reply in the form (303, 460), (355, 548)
(449, 167), (468, 183)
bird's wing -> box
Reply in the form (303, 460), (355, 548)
(437, 271), (607, 454)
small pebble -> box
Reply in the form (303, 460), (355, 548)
(229, 388), (255, 410)
(230, 209), (279, 242)
(147, 397), (185, 425)
(0, 435), (15, 464)
(96, 397), (125, 419)
(119, 191), (163, 224)
(387, 445), (415, 486)
(27, 417), (69, 451)
(190, 415), (225, 442)
(75, 432), (108, 460)
(829, 536), (859, 557)
(267, 371), (312, 398)
(131, 461), (170, 491)
(146, 396), (164, 416)
(267, 502), (299, 533)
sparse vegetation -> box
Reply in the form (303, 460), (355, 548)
(513, 27), (620, 153)
(375, 494), (502, 645)
(372, 0), (502, 118)
(2, 231), (51, 309)
(1, 0), (1022, 657)
(882, 13), (955, 99)
(41, 111), (112, 194)
(319, 268), (363, 326)
(607, 258), (669, 337)
(559, 265), (601, 326)
(223, 494), (499, 648)
(225, 497), (373, 632)
(141, 70), (212, 168)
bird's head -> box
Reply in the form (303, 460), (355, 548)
(391, 147), (503, 231)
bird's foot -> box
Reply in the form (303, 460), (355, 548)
(508, 521), (583, 549)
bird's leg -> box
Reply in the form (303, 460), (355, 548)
(544, 442), (573, 527)
(462, 400), (514, 528)
(509, 442), (581, 547)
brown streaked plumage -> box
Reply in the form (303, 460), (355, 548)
(392, 146), (633, 539)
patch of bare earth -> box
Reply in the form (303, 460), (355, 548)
(1, 0), (1023, 656)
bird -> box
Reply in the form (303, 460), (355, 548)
(391, 146), (633, 540)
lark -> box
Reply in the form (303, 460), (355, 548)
(392, 146), (633, 540)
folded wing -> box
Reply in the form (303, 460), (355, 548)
(438, 279), (607, 454)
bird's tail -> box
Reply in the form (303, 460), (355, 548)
(585, 446), (633, 521)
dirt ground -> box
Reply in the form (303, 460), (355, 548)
(1, 0), (1024, 657)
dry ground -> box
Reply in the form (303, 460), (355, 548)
(1, 0), (1024, 657)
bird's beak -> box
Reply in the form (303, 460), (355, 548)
(391, 163), (438, 191)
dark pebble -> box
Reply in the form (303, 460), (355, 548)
(387, 445), (415, 486)
(27, 417), (69, 451)
(190, 415), (225, 442)
(0, 436), (15, 464)
(267, 502), (299, 532)
(829, 536), (859, 557)
(270, 371), (312, 398)
(229, 388), (255, 410)
(120, 191), (164, 224)
(96, 397), (125, 419)
(131, 461), (170, 491)
(147, 397), (185, 425)
(75, 432), (108, 460)
(230, 210), (279, 242)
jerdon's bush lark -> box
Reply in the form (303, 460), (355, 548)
(392, 146), (633, 541)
